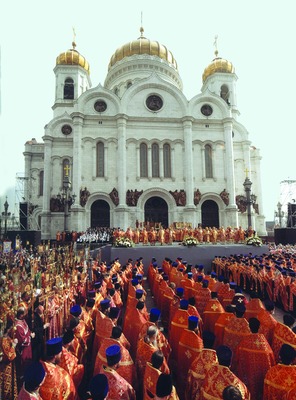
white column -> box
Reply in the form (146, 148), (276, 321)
(104, 144), (108, 180)
(136, 145), (140, 180)
(72, 114), (84, 205)
(223, 120), (236, 205)
(42, 137), (53, 212)
(159, 146), (164, 179)
(92, 145), (96, 179)
(182, 118), (194, 206)
(171, 147), (175, 180)
(201, 147), (205, 181)
(116, 115), (128, 206)
(148, 145), (152, 180)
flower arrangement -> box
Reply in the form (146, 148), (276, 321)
(114, 237), (134, 248)
(245, 234), (262, 247)
(182, 235), (198, 247)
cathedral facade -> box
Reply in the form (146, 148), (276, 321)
(23, 28), (266, 240)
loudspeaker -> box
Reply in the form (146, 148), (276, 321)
(19, 202), (28, 230)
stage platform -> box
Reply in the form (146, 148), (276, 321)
(93, 243), (269, 273)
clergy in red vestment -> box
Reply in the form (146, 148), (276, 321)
(93, 298), (113, 360)
(17, 361), (45, 400)
(15, 307), (34, 388)
(143, 351), (164, 400)
(185, 331), (218, 400)
(0, 323), (18, 400)
(236, 317), (275, 400)
(223, 304), (251, 373)
(244, 291), (265, 321)
(169, 299), (190, 365)
(123, 300), (148, 360)
(136, 326), (170, 394)
(176, 315), (204, 399)
(138, 308), (171, 362)
(100, 344), (136, 400)
(201, 345), (250, 400)
(213, 304), (236, 349)
(69, 304), (88, 350)
(257, 299), (277, 346)
(60, 330), (84, 390)
(272, 314), (296, 363)
(194, 279), (211, 317)
(40, 337), (76, 400)
(263, 344), (296, 400)
(161, 282), (176, 329)
(203, 291), (224, 334)
(93, 326), (135, 386)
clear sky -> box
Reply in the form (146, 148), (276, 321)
(0, 0), (295, 222)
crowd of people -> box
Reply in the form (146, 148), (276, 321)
(54, 225), (259, 247)
(0, 242), (296, 399)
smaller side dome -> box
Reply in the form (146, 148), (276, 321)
(56, 41), (90, 74)
(202, 50), (234, 83)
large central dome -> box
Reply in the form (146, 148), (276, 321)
(108, 27), (178, 71)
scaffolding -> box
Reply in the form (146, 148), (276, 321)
(278, 180), (296, 227)
(15, 172), (41, 230)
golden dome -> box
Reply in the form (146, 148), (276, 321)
(108, 27), (178, 71)
(202, 50), (234, 83)
(56, 41), (90, 74)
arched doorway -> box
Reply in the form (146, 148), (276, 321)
(91, 200), (110, 227)
(144, 197), (168, 228)
(201, 200), (219, 227)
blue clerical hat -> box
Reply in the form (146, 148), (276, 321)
(106, 344), (121, 366)
(180, 299), (189, 310)
(89, 374), (109, 400)
(136, 289), (144, 299)
(150, 308), (161, 322)
(46, 337), (63, 357)
(100, 298), (111, 310)
(70, 304), (82, 317)
(24, 361), (45, 390)
(88, 290), (96, 298)
(188, 315), (199, 330)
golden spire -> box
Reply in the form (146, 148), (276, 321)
(213, 34), (218, 57)
(72, 26), (76, 49)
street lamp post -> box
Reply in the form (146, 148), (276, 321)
(277, 202), (284, 227)
(243, 177), (253, 229)
(56, 176), (76, 232)
(2, 199), (11, 239)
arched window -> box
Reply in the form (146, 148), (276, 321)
(152, 143), (160, 178)
(220, 84), (230, 105)
(163, 143), (171, 178)
(140, 143), (148, 178)
(64, 78), (74, 100)
(96, 142), (104, 177)
(205, 144), (213, 178)
(39, 171), (44, 196)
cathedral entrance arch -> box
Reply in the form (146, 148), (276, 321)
(144, 197), (168, 228)
(201, 200), (219, 228)
(91, 200), (110, 227)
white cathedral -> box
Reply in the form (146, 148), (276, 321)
(23, 28), (266, 240)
